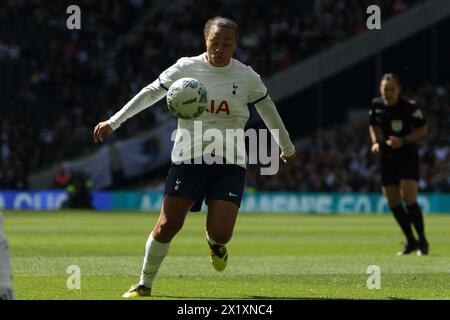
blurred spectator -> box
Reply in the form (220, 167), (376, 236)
(54, 166), (71, 189)
(62, 171), (93, 209)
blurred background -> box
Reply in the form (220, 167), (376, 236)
(1, 0), (449, 212)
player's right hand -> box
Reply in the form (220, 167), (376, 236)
(371, 142), (380, 154)
(93, 121), (113, 143)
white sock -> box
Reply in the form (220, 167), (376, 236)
(0, 213), (14, 300)
(139, 233), (170, 288)
(206, 231), (225, 246)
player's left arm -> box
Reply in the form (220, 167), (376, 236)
(402, 124), (428, 144)
(406, 101), (428, 142)
(254, 96), (296, 163)
(387, 102), (428, 148)
(248, 70), (296, 163)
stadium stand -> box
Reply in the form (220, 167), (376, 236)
(1, 0), (442, 192)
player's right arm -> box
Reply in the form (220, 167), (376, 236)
(93, 59), (186, 143)
(368, 100), (380, 153)
(369, 125), (380, 153)
(93, 80), (166, 143)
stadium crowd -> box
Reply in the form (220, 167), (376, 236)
(118, 0), (422, 79)
(1, 0), (440, 192)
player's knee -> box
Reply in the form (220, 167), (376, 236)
(400, 188), (417, 206)
(386, 196), (402, 208)
(402, 194), (417, 206)
(154, 219), (184, 240)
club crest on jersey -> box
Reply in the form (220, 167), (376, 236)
(232, 83), (238, 95)
(391, 120), (403, 133)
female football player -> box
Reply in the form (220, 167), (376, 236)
(369, 74), (429, 256)
(93, 17), (296, 297)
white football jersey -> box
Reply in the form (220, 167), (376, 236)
(107, 53), (295, 168)
(159, 53), (269, 165)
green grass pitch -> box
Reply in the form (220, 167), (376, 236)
(3, 210), (450, 300)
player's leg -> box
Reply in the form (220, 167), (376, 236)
(401, 179), (429, 255)
(0, 213), (14, 300)
(152, 195), (195, 243)
(205, 200), (239, 272)
(124, 162), (206, 297)
(399, 150), (428, 255)
(381, 152), (417, 254)
(204, 163), (245, 272)
(140, 195), (194, 284)
(382, 185), (418, 254)
(123, 195), (195, 297)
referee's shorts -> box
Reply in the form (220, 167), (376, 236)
(164, 158), (246, 212)
(380, 147), (420, 186)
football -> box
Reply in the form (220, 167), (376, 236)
(166, 77), (208, 119)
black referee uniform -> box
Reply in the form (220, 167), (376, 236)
(369, 96), (429, 254)
(369, 96), (426, 185)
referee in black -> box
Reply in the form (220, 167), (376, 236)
(369, 73), (429, 256)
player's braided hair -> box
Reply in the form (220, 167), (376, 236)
(204, 16), (239, 42)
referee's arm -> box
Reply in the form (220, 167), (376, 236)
(402, 124), (428, 145)
(399, 102), (429, 146)
(368, 106), (380, 152)
(368, 125), (380, 153)
(386, 125), (428, 149)
(368, 125), (378, 145)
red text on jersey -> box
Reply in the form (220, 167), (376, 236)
(205, 99), (230, 115)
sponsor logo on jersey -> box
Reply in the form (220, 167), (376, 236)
(205, 99), (230, 115)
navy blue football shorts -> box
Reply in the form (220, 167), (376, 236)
(164, 159), (246, 212)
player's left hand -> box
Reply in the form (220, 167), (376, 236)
(280, 152), (296, 164)
(386, 136), (404, 149)
(93, 121), (113, 143)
